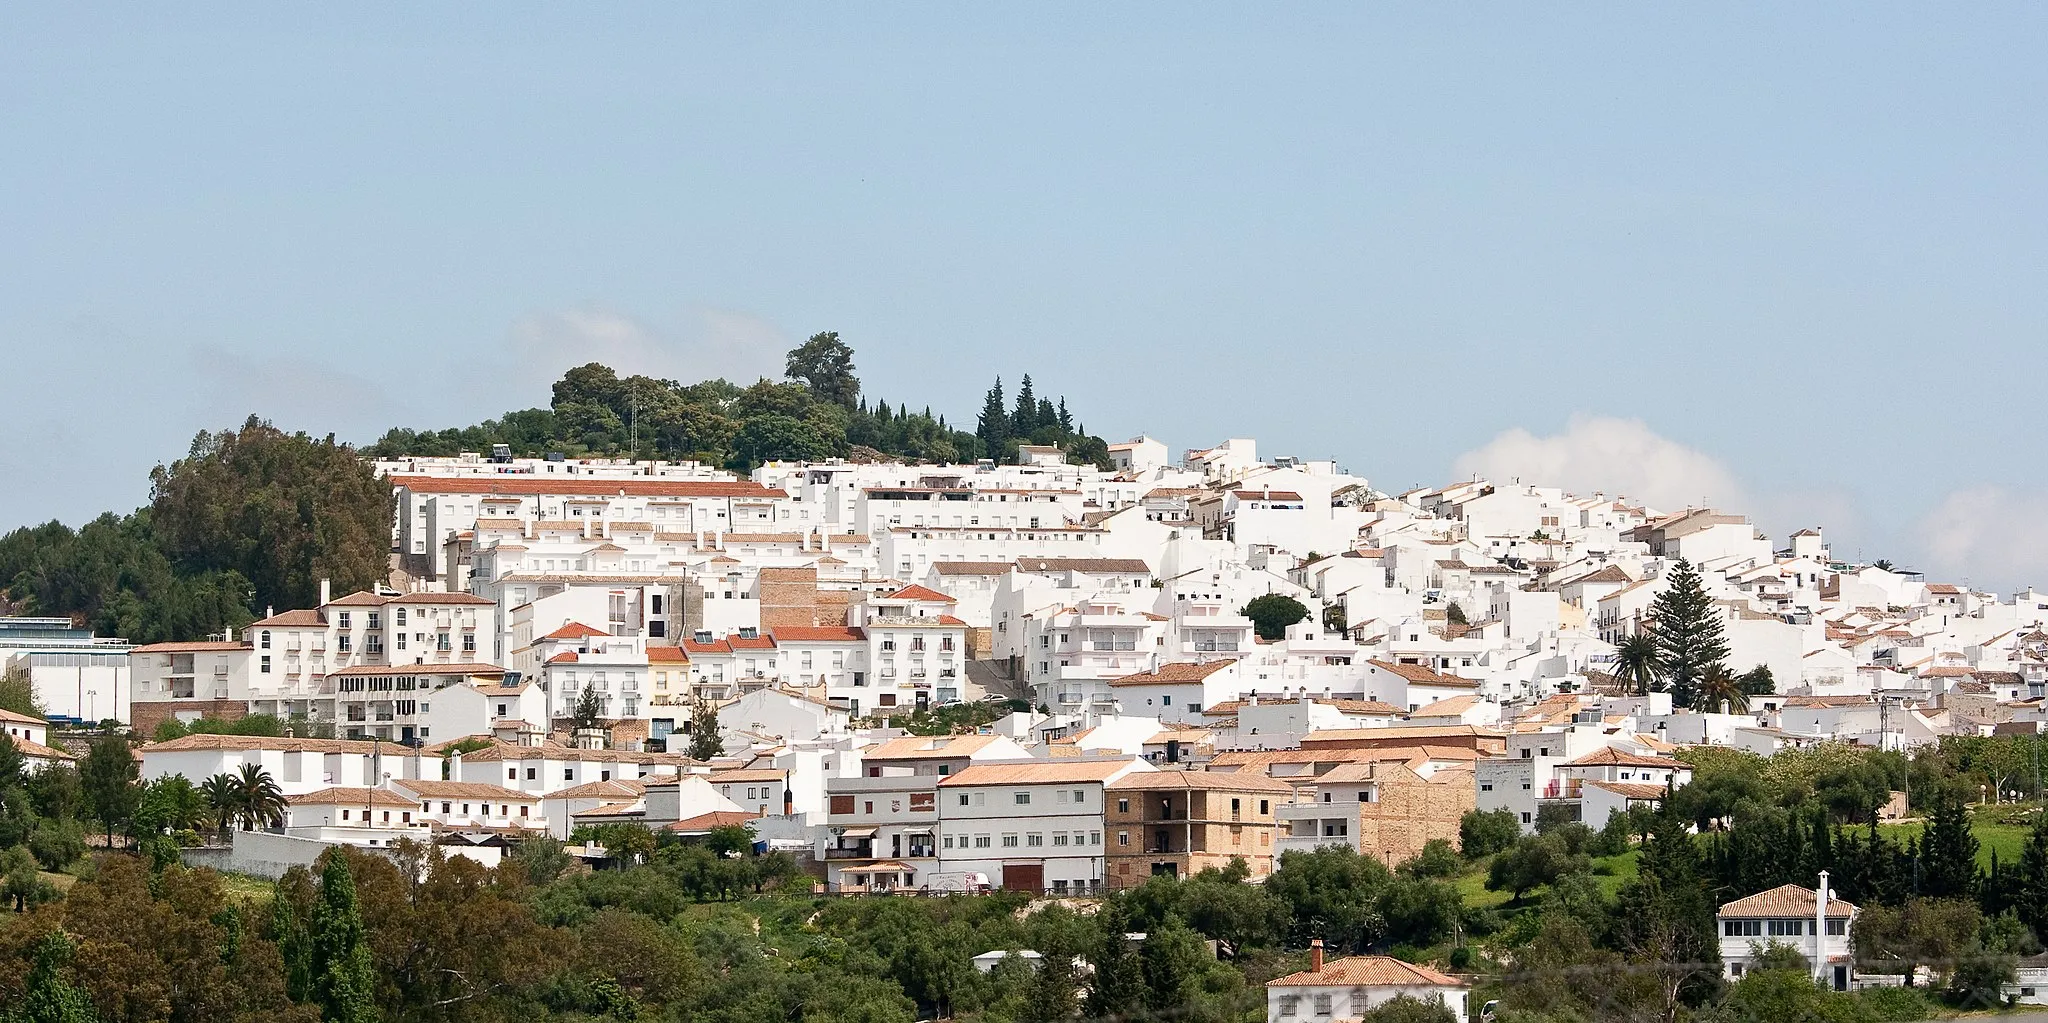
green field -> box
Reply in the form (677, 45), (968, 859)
(1451, 848), (1640, 912)
(1879, 809), (2037, 871)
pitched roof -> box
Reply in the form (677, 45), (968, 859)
(1013, 558), (1152, 574)
(130, 641), (250, 653)
(389, 475), (785, 499)
(1581, 780), (1672, 800)
(864, 734), (1015, 760)
(940, 760), (1143, 786)
(544, 778), (647, 801)
(1108, 769), (1292, 793)
(646, 646), (689, 664)
(1108, 661), (1240, 687)
(1267, 955), (1466, 989)
(1367, 660), (1476, 687)
(6, 735), (73, 761)
(1563, 747), (1687, 769)
(249, 609), (326, 627)
(542, 622), (611, 641)
(666, 810), (762, 832)
(931, 561), (1015, 576)
(708, 769), (788, 784)
(144, 734), (386, 755)
(393, 779), (533, 801)
(1719, 884), (1857, 918)
(0, 708), (47, 726)
(288, 787), (418, 809)
(885, 584), (957, 603)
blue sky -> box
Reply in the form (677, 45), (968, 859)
(3, 6), (2045, 586)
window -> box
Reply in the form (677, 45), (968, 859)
(1313, 994), (1332, 1017)
(1053, 834), (1069, 846)
(1826, 918), (1847, 936)
(1118, 831), (1129, 846)
(1001, 835), (1019, 848)
(1724, 920), (1762, 937)
(396, 608), (407, 627)
(1118, 798), (1129, 813)
(1072, 789), (1085, 803)
(261, 656), (272, 674)
(1480, 783), (1493, 792)
(959, 793), (970, 806)
(943, 835), (955, 849)
(338, 612), (351, 629)
(463, 634), (475, 652)
(526, 768), (537, 780)
(1767, 919), (1803, 937)
(1014, 792), (1031, 805)
(974, 835), (991, 848)
(564, 768), (575, 780)
(1090, 831), (1100, 845)
(1026, 833), (1044, 847)
(1259, 800), (1269, 814)
(261, 631), (271, 649)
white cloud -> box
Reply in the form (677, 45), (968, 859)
(505, 305), (788, 390)
(1452, 414), (1746, 513)
(1913, 486), (2048, 590)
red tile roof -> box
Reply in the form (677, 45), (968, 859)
(390, 475), (786, 499)
(1108, 660), (1240, 687)
(1267, 955), (1466, 989)
(886, 584), (957, 603)
(542, 622), (611, 641)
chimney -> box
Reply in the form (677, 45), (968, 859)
(320, 578), (331, 606)
(1815, 870), (1830, 985)
(1310, 938), (1324, 973)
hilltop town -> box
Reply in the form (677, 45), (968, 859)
(6, 355), (2048, 1022)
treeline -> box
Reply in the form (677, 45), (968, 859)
(368, 333), (1114, 471)
(0, 419), (390, 645)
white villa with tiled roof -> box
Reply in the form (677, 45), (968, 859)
(1719, 877), (1857, 990)
(1266, 941), (1471, 1023)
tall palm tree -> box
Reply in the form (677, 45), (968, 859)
(1698, 665), (1749, 714)
(1612, 630), (1661, 697)
(201, 773), (238, 841)
(231, 764), (288, 832)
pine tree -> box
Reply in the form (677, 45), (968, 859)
(1085, 906), (1144, 1020)
(1647, 559), (1731, 708)
(977, 378), (1009, 450)
(311, 854), (377, 1023)
(1011, 375), (1038, 437)
(1057, 397), (1073, 434)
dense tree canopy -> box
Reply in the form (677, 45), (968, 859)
(368, 337), (1115, 473)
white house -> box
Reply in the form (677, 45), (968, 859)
(1718, 878), (1857, 991)
(1265, 943), (1471, 1023)
(935, 757), (1153, 894)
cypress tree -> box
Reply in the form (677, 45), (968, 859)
(2017, 810), (2048, 937)
(1011, 375), (1038, 436)
(1057, 397), (1073, 434)
(1647, 559), (1731, 708)
(311, 854), (377, 1023)
(977, 378), (1009, 449)
(272, 882), (311, 1003)
(1919, 797), (1979, 901)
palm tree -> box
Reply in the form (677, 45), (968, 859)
(1698, 665), (1749, 714)
(230, 764), (288, 832)
(1612, 630), (1661, 697)
(200, 773), (239, 840)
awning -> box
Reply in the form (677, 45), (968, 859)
(859, 861), (916, 872)
(837, 826), (878, 839)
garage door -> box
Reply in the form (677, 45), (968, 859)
(1001, 863), (1044, 893)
